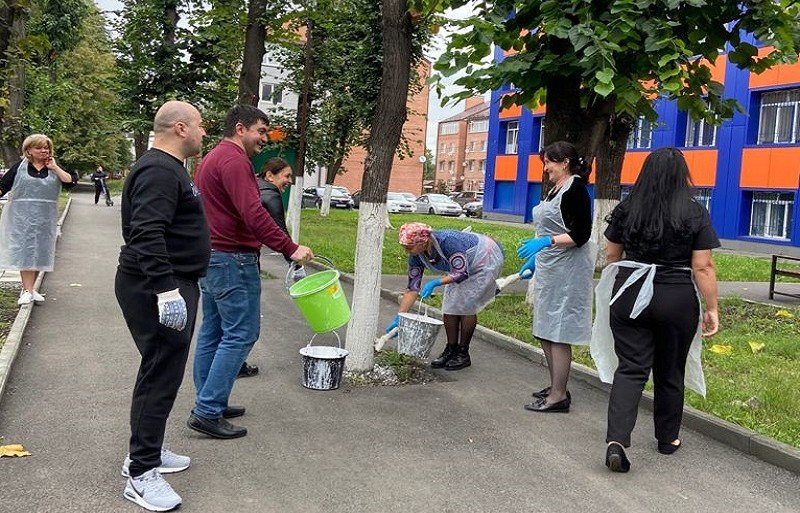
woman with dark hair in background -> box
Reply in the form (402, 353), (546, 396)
(517, 141), (594, 413)
(592, 147), (719, 473)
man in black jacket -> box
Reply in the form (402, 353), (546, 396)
(115, 100), (209, 512)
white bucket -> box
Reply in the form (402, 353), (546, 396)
(397, 312), (443, 359)
(299, 335), (348, 390)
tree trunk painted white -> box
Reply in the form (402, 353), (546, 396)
(345, 201), (387, 371)
(287, 174), (304, 242)
(320, 183), (332, 217)
(591, 197), (619, 271)
(385, 209), (394, 229)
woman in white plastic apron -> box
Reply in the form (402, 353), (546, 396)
(386, 222), (504, 371)
(0, 134), (77, 305)
(590, 147), (720, 473)
(517, 141), (594, 413)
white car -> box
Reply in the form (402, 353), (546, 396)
(387, 192), (416, 213)
(415, 194), (464, 216)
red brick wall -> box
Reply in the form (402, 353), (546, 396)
(333, 60), (430, 196)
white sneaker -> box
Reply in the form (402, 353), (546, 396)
(31, 290), (45, 304)
(17, 290), (33, 305)
(123, 468), (182, 512)
(121, 447), (191, 477)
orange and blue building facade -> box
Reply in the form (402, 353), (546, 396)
(483, 44), (800, 248)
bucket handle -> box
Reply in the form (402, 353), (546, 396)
(285, 255), (337, 290)
(306, 330), (342, 349)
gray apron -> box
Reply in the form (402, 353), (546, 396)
(0, 159), (61, 271)
(423, 234), (504, 315)
(530, 175), (595, 344)
(590, 261), (707, 396)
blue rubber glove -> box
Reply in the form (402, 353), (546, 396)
(518, 257), (536, 279)
(385, 314), (399, 334)
(156, 289), (188, 331)
(419, 278), (443, 299)
(517, 235), (552, 260)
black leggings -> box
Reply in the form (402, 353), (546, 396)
(606, 278), (699, 447)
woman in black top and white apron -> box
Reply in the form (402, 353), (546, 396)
(591, 147), (720, 473)
(517, 141), (595, 413)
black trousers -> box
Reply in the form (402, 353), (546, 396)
(115, 270), (200, 477)
(606, 278), (699, 447)
(94, 185), (103, 204)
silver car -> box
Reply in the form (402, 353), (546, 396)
(415, 194), (464, 216)
(387, 192), (416, 213)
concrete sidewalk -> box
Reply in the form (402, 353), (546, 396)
(0, 191), (798, 513)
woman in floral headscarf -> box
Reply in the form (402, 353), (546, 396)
(385, 222), (504, 370)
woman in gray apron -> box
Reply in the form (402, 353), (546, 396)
(0, 134), (77, 305)
(591, 147), (719, 473)
(517, 141), (594, 413)
(386, 222), (504, 370)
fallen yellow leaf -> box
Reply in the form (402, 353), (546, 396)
(775, 309), (794, 319)
(0, 444), (31, 458)
(748, 341), (765, 354)
(709, 344), (733, 355)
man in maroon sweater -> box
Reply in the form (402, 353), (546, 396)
(188, 105), (313, 439)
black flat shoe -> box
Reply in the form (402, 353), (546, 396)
(531, 387), (572, 403)
(187, 413), (247, 439)
(237, 362), (259, 378)
(444, 349), (471, 371)
(523, 397), (570, 413)
(606, 442), (631, 473)
(431, 345), (458, 369)
(222, 406), (245, 419)
(657, 440), (682, 455)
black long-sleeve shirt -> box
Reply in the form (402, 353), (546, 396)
(545, 177), (592, 247)
(0, 160), (78, 197)
(118, 148), (211, 293)
(258, 178), (292, 262)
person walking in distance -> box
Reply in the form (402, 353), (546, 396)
(115, 101), (210, 511)
(188, 105), (313, 439)
(91, 165), (109, 205)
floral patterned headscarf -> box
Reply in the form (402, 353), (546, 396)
(398, 222), (432, 246)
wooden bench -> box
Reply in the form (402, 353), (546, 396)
(769, 255), (800, 300)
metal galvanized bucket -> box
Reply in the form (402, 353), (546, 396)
(397, 312), (443, 359)
(299, 332), (348, 391)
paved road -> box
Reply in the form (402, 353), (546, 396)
(0, 191), (798, 513)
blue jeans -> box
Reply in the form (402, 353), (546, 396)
(193, 251), (261, 419)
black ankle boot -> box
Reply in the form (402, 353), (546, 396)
(445, 346), (471, 371)
(431, 345), (458, 368)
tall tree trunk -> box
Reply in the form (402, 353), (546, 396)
(287, 19), (316, 240)
(237, 0), (268, 106)
(163, 0), (178, 45)
(346, 0), (412, 372)
(0, 10), (26, 166)
(541, 73), (582, 197)
(591, 115), (632, 270)
(134, 130), (149, 161)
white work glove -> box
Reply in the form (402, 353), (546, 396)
(156, 288), (187, 331)
(292, 266), (307, 282)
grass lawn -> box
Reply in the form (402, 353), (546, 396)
(0, 287), (20, 351)
(431, 294), (800, 448)
(298, 209), (800, 282)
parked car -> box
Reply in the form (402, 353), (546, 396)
(399, 192), (417, 203)
(302, 186), (354, 209)
(415, 194), (464, 216)
(451, 190), (484, 207)
(352, 190), (362, 208)
(463, 200), (483, 218)
(387, 192), (416, 213)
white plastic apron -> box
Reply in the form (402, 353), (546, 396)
(422, 234), (504, 315)
(0, 159), (61, 271)
(530, 175), (595, 344)
(590, 260), (706, 396)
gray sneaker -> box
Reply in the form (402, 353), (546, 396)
(121, 447), (191, 478)
(123, 468), (182, 511)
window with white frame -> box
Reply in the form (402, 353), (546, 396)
(467, 141), (474, 153)
(758, 88), (800, 144)
(482, 140), (487, 152)
(479, 160), (486, 174)
(686, 117), (717, 147)
(439, 161), (445, 170)
(749, 192), (794, 240)
(439, 143), (445, 154)
(261, 83), (282, 104)
(505, 121), (519, 154)
(440, 122), (459, 135)
(627, 117), (653, 149)
(467, 160), (474, 172)
(448, 143), (455, 154)
(468, 119), (488, 132)
(447, 161), (454, 172)
(694, 188), (712, 212)
(538, 117), (546, 151)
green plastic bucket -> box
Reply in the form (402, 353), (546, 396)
(288, 266), (351, 333)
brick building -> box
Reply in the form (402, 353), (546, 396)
(435, 97), (489, 192)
